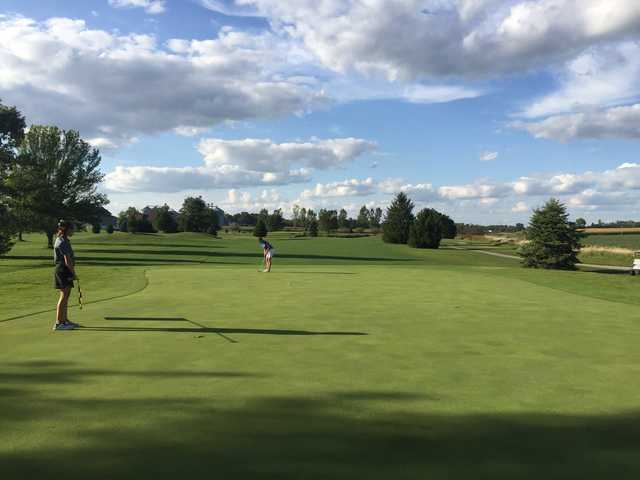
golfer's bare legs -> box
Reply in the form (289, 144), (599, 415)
(56, 287), (71, 324)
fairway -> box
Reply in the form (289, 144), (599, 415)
(2, 232), (640, 479)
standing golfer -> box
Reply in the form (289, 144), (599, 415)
(259, 237), (274, 272)
(53, 220), (79, 331)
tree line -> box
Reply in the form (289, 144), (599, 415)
(381, 193), (457, 249)
(1, 101), (108, 253)
(116, 197), (221, 235)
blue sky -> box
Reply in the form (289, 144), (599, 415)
(1, 0), (639, 223)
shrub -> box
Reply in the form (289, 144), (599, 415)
(155, 208), (178, 233)
(308, 219), (319, 237)
(106, 224), (114, 234)
(91, 223), (101, 234)
(253, 218), (268, 237)
(408, 208), (443, 249)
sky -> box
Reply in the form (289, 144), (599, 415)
(1, 0), (639, 224)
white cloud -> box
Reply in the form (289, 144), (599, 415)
(104, 164), (310, 193)
(438, 182), (510, 200)
(511, 103), (640, 141)
(299, 178), (376, 199)
(223, 188), (287, 212)
(402, 84), (484, 103)
(108, 0), (166, 15)
(0, 16), (326, 147)
(199, 0), (261, 17)
(104, 137), (374, 193)
(511, 201), (528, 213)
(520, 42), (640, 119)
(480, 151), (498, 161)
(241, 0), (640, 79)
(198, 137), (376, 172)
(174, 126), (211, 137)
(378, 179), (439, 201)
(567, 189), (637, 209)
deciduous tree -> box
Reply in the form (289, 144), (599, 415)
(15, 126), (108, 247)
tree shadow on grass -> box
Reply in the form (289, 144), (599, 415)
(277, 271), (357, 275)
(79, 325), (368, 336)
(1, 363), (640, 479)
(80, 248), (412, 263)
(104, 316), (189, 321)
(578, 267), (632, 275)
(1, 255), (246, 267)
(74, 243), (226, 249)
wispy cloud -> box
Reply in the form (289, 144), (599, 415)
(480, 151), (498, 161)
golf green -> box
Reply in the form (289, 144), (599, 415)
(2, 232), (640, 479)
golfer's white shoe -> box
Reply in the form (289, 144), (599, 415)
(53, 323), (75, 331)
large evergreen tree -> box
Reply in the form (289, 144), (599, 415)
(408, 208), (443, 249)
(382, 192), (414, 244)
(519, 198), (580, 269)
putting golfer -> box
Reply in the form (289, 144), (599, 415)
(53, 220), (79, 331)
(259, 237), (274, 272)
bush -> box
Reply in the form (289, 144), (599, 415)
(155, 208), (178, 233)
(179, 197), (218, 234)
(253, 218), (268, 237)
(106, 224), (114, 234)
(91, 223), (101, 234)
(127, 217), (139, 233)
(408, 208), (443, 249)
(440, 214), (457, 239)
(308, 219), (319, 237)
(0, 205), (16, 255)
(518, 198), (580, 269)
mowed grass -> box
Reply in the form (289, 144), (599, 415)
(2, 232), (640, 479)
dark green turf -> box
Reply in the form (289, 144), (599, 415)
(2, 232), (640, 479)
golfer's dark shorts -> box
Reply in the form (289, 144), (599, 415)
(54, 264), (74, 290)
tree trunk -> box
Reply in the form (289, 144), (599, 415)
(18, 231), (24, 242)
(46, 230), (54, 249)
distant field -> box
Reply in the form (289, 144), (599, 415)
(581, 233), (640, 251)
(581, 227), (640, 234)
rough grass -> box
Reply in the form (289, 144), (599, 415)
(581, 232), (640, 251)
(2, 232), (640, 479)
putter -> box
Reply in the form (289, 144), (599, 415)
(77, 279), (84, 310)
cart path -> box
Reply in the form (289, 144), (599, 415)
(455, 247), (632, 272)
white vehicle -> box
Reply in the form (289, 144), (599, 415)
(632, 252), (640, 276)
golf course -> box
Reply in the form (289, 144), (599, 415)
(2, 231), (640, 479)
